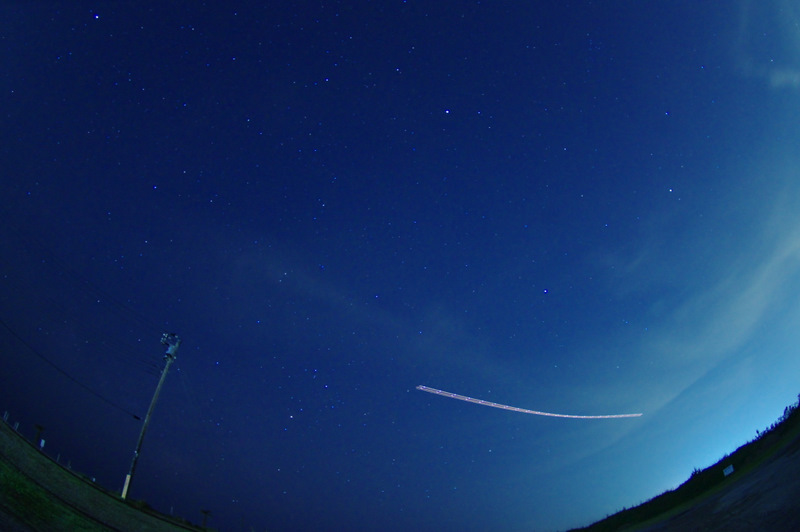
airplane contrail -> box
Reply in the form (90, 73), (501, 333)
(417, 385), (642, 419)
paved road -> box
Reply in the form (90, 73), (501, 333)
(639, 435), (800, 531)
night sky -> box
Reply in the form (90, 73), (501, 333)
(2, 2), (800, 531)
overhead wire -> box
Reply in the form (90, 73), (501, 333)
(0, 250), (163, 376)
(0, 208), (174, 418)
(0, 317), (142, 420)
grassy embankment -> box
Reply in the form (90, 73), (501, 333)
(572, 396), (800, 531)
(0, 418), (208, 531)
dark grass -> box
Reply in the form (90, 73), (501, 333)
(570, 398), (800, 531)
(0, 419), (208, 532)
(0, 459), (107, 531)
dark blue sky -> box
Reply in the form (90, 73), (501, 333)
(3, 2), (800, 530)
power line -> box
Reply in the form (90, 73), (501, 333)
(0, 209), (187, 420)
(0, 209), (168, 374)
(0, 316), (142, 420)
(0, 253), (165, 375)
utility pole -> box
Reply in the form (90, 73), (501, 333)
(121, 332), (181, 500)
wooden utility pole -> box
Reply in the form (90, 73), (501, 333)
(121, 332), (181, 500)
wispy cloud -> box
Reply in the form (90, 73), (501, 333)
(736, 0), (800, 91)
(628, 166), (800, 418)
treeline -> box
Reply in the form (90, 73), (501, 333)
(571, 394), (800, 531)
(754, 395), (800, 440)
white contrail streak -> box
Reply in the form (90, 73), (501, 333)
(416, 385), (642, 419)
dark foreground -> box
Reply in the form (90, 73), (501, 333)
(635, 433), (800, 531)
(0, 417), (205, 531)
(574, 408), (800, 532)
